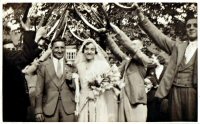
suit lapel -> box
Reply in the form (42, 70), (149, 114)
(46, 58), (60, 87)
(123, 59), (132, 78)
(193, 50), (197, 87)
(158, 65), (167, 82)
(177, 41), (188, 66)
(182, 50), (197, 70)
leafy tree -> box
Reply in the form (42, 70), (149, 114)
(3, 2), (197, 62)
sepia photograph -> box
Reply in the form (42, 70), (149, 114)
(2, 2), (198, 122)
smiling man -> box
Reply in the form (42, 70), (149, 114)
(35, 39), (76, 122)
(136, 6), (197, 121)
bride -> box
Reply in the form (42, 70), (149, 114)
(74, 38), (111, 122)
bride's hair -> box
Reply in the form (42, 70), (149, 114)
(81, 41), (98, 54)
(75, 38), (109, 65)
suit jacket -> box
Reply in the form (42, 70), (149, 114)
(35, 58), (75, 116)
(139, 17), (197, 99)
(3, 31), (42, 121)
(120, 59), (147, 105)
(146, 64), (166, 86)
(146, 64), (167, 102)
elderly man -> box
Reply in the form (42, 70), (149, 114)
(118, 39), (149, 122)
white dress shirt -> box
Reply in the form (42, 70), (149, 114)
(184, 40), (197, 64)
(52, 57), (64, 75)
(155, 65), (164, 80)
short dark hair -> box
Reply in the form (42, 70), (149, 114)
(3, 25), (11, 34)
(82, 41), (97, 54)
(3, 39), (13, 45)
(156, 54), (166, 65)
(51, 38), (66, 47)
(185, 12), (197, 24)
(38, 37), (50, 45)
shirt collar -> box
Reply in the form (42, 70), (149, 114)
(189, 40), (197, 46)
(52, 56), (64, 62)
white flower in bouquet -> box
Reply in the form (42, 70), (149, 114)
(110, 76), (120, 82)
(93, 89), (100, 96)
(111, 64), (119, 73)
(118, 81), (126, 89)
(101, 88), (106, 93)
(106, 84), (114, 90)
(96, 75), (104, 84)
(112, 72), (121, 77)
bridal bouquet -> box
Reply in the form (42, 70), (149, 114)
(88, 64), (125, 97)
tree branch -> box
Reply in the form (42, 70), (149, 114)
(106, 33), (129, 61)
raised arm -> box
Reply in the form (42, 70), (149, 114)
(109, 23), (153, 65)
(3, 27), (48, 68)
(136, 6), (175, 55)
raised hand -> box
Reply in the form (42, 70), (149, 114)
(20, 16), (31, 31)
(35, 26), (48, 43)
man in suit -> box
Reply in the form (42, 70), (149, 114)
(109, 23), (155, 122)
(3, 26), (48, 122)
(118, 39), (148, 122)
(145, 54), (168, 122)
(35, 39), (76, 122)
(135, 5), (197, 121)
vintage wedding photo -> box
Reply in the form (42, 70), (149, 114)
(2, 2), (197, 122)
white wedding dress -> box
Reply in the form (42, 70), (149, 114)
(77, 60), (109, 122)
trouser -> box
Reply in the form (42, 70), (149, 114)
(26, 93), (36, 121)
(3, 97), (29, 122)
(3, 104), (28, 122)
(130, 104), (147, 122)
(119, 90), (147, 122)
(44, 100), (75, 122)
(169, 86), (197, 121)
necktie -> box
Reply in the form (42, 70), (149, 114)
(57, 60), (62, 78)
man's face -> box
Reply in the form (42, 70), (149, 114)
(83, 42), (96, 61)
(52, 41), (66, 60)
(3, 43), (15, 51)
(131, 40), (143, 59)
(9, 29), (22, 46)
(186, 18), (197, 41)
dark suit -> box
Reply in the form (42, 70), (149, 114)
(145, 65), (169, 122)
(35, 58), (76, 122)
(139, 17), (197, 121)
(3, 31), (42, 122)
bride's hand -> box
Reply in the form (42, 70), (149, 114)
(88, 91), (95, 100)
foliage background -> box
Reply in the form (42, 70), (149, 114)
(3, 2), (197, 62)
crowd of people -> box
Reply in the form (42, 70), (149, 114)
(3, 3), (197, 122)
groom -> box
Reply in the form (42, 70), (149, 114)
(35, 39), (76, 122)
